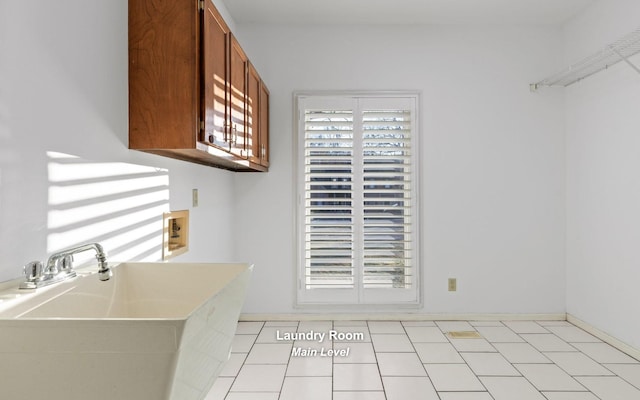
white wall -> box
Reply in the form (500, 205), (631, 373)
(564, 0), (640, 350)
(0, 0), (238, 282)
(234, 24), (566, 314)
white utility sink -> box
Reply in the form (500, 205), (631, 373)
(0, 262), (253, 400)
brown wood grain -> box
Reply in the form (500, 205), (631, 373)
(229, 34), (248, 159)
(259, 81), (270, 167)
(247, 62), (261, 164)
(129, 0), (199, 150)
(202, 0), (231, 152)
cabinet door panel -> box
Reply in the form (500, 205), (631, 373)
(259, 82), (270, 167)
(229, 34), (248, 158)
(129, 0), (198, 149)
(203, 2), (230, 151)
(247, 63), (261, 164)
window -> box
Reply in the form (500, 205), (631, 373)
(295, 93), (420, 306)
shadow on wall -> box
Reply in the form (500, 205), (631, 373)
(46, 152), (170, 266)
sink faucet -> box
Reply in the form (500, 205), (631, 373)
(19, 242), (112, 289)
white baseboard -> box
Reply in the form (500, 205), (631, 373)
(567, 314), (640, 362)
(239, 313), (567, 322)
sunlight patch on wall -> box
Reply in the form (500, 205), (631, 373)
(46, 152), (170, 263)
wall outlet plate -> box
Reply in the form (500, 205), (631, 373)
(192, 189), (199, 207)
(448, 278), (457, 292)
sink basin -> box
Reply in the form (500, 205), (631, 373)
(0, 262), (253, 400)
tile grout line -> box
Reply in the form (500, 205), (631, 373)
(366, 320), (388, 400)
(225, 321), (264, 399)
(505, 320), (574, 397)
(332, 333), (336, 399)
(277, 320), (294, 400)
(500, 320), (594, 397)
(400, 320), (444, 400)
(559, 320), (640, 391)
(543, 322), (636, 394)
(438, 321), (493, 397)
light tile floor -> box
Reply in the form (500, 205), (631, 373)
(205, 320), (640, 400)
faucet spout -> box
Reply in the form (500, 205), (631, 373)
(48, 243), (111, 281)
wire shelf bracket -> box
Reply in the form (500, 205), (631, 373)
(531, 27), (640, 92)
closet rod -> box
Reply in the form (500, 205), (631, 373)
(531, 26), (640, 92)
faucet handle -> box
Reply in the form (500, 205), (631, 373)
(24, 261), (44, 281)
(59, 255), (74, 272)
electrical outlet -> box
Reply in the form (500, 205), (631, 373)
(448, 278), (457, 292)
(192, 189), (199, 207)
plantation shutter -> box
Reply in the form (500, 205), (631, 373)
(297, 94), (419, 306)
(304, 108), (355, 289)
(362, 107), (413, 290)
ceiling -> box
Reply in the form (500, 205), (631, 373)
(222, 0), (596, 25)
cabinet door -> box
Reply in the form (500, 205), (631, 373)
(229, 34), (248, 158)
(259, 82), (270, 167)
(203, 1), (230, 151)
(247, 63), (261, 164)
(129, 0), (199, 150)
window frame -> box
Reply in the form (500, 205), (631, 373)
(294, 91), (422, 308)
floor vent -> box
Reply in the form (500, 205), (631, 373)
(447, 331), (482, 339)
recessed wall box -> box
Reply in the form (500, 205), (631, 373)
(162, 210), (189, 260)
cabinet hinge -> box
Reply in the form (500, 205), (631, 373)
(199, 119), (205, 131)
(198, 0), (205, 11)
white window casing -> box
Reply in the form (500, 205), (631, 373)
(295, 92), (421, 306)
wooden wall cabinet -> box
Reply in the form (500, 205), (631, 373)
(129, 0), (269, 172)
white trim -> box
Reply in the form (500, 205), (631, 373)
(354, 99), (364, 302)
(240, 313), (567, 322)
(567, 314), (640, 362)
(293, 90), (423, 99)
(292, 93), (302, 310)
